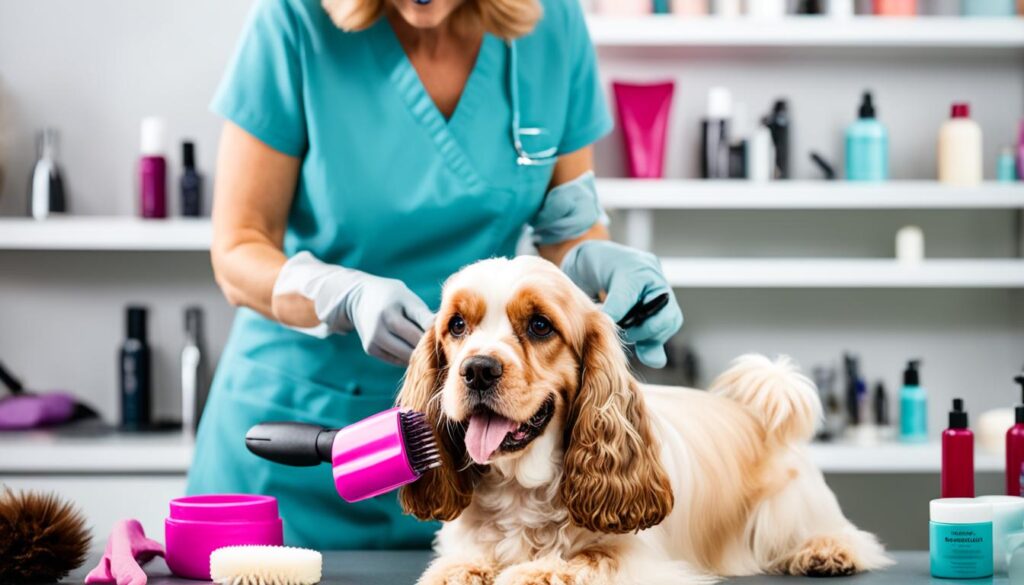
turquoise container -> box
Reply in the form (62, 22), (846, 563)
(653, 0), (671, 12)
(899, 360), (928, 443)
(930, 499), (994, 579)
(962, 0), (1017, 16)
(846, 92), (889, 182)
(998, 149), (1018, 182)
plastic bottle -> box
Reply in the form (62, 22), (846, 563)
(120, 306), (152, 430)
(1017, 120), (1024, 181)
(938, 103), (983, 186)
(827, 0), (855, 16)
(180, 142), (203, 217)
(140, 117), (168, 219)
(672, 0), (708, 15)
(701, 87), (733, 179)
(874, 0), (916, 15)
(713, 0), (742, 17)
(846, 92), (888, 181)
(962, 0), (1016, 15)
(745, 0), (786, 17)
(1006, 376), (1024, 496)
(899, 359), (928, 443)
(942, 399), (975, 498)
(998, 148), (1018, 183)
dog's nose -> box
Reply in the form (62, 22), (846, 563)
(461, 355), (503, 392)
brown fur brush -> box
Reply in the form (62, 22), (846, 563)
(0, 486), (91, 584)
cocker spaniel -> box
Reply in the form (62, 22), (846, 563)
(397, 256), (890, 585)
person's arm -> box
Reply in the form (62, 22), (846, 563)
(535, 147), (609, 267)
(210, 121), (318, 329)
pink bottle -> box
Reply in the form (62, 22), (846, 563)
(139, 117), (167, 219)
(1006, 376), (1024, 496)
(1016, 120), (1024, 181)
(874, 0), (916, 15)
(942, 398), (974, 498)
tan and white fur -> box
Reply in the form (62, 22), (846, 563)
(397, 256), (891, 585)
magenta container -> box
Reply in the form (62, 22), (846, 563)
(612, 81), (675, 179)
(140, 156), (167, 218)
(332, 407), (419, 502)
(164, 494), (283, 580)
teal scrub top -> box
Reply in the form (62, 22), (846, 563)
(187, 0), (612, 550)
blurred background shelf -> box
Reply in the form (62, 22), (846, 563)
(659, 258), (1024, 288)
(587, 16), (1024, 49)
(0, 217), (212, 251)
(0, 429), (997, 475)
(599, 181), (1024, 210)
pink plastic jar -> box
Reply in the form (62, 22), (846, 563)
(164, 494), (284, 579)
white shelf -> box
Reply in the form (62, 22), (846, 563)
(0, 217), (212, 251)
(599, 180), (1024, 210)
(0, 431), (1000, 475)
(808, 440), (1002, 474)
(659, 258), (1024, 288)
(0, 431), (193, 473)
(588, 16), (1024, 49)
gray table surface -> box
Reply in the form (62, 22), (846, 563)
(64, 551), (1009, 584)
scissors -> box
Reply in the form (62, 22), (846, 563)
(616, 293), (671, 330)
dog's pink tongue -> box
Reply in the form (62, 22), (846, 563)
(465, 411), (518, 464)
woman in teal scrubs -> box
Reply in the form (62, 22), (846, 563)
(188, 0), (683, 549)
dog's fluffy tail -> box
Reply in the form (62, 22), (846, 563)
(709, 354), (822, 445)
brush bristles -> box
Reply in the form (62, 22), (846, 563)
(399, 409), (441, 475)
(0, 487), (91, 584)
(210, 545), (322, 585)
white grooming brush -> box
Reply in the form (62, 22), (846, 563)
(209, 545), (323, 585)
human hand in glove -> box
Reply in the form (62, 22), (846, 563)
(273, 252), (433, 366)
(560, 241), (682, 368)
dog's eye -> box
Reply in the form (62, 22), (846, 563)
(527, 315), (554, 339)
(448, 314), (467, 337)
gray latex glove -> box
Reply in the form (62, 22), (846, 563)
(561, 240), (683, 368)
(273, 252), (433, 366)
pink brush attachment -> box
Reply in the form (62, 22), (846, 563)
(246, 407), (440, 503)
(164, 494), (283, 580)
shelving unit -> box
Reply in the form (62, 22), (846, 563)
(599, 181), (1024, 210)
(587, 16), (1024, 50)
(0, 217), (212, 251)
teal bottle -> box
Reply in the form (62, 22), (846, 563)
(900, 360), (928, 443)
(845, 92), (889, 182)
(961, 0), (1016, 16)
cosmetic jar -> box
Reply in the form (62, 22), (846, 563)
(975, 496), (1024, 574)
(165, 494), (284, 580)
(930, 498), (993, 579)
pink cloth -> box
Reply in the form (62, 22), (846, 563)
(84, 519), (164, 585)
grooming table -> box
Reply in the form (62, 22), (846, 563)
(65, 551), (974, 584)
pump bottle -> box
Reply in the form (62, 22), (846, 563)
(845, 92), (888, 181)
(1006, 375), (1024, 496)
(899, 359), (927, 443)
(941, 398), (974, 498)
(938, 103), (983, 186)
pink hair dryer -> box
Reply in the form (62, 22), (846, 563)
(245, 408), (440, 502)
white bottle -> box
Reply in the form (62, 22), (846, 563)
(747, 122), (775, 182)
(938, 103), (983, 186)
(745, 0), (786, 17)
(896, 225), (925, 264)
(827, 0), (855, 17)
(714, 0), (743, 17)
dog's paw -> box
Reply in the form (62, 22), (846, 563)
(419, 559), (498, 585)
(495, 560), (575, 585)
(783, 535), (859, 577)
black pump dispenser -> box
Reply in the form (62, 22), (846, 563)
(858, 92), (877, 120)
(903, 359), (921, 386)
(1015, 374), (1024, 424)
(949, 398), (968, 430)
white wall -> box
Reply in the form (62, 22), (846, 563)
(1, 0), (1023, 550)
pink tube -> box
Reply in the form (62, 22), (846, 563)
(613, 81), (675, 179)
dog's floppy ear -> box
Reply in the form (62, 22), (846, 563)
(396, 325), (475, 521)
(561, 311), (674, 534)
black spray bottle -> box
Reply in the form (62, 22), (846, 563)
(764, 100), (790, 179)
(120, 306), (152, 430)
(180, 141), (203, 217)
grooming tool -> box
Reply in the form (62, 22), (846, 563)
(617, 293), (670, 330)
(0, 487), (91, 584)
(810, 151), (837, 180)
(246, 407), (440, 503)
(85, 519), (164, 585)
(0, 359), (98, 429)
(210, 545), (322, 585)
(165, 494), (284, 580)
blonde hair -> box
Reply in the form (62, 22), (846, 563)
(322, 0), (542, 40)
